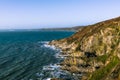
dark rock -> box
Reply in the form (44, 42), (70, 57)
(85, 52), (97, 58)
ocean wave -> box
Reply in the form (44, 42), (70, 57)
(37, 41), (72, 79)
(39, 63), (71, 79)
(38, 41), (58, 50)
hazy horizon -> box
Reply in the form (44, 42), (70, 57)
(0, 0), (120, 29)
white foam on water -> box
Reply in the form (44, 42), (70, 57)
(45, 78), (51, 80)
(38, 41), (57, 50)
(44, 44), (56, 50)
(37, 41), (69, 79)
(42, 64), (60, 71)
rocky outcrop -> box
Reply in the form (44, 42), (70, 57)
(49, 17), (120, 80)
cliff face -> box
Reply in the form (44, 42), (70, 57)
(50, 17), (120, 80)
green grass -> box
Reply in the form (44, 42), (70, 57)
(96, 54), (108, 64)
(89, 56), (119, 80)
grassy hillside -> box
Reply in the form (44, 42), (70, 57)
(50, 17), (120, 80)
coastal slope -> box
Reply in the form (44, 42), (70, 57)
(50, 17), (120, 80)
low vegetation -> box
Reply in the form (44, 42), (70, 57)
(89, 56), (119, 80)
(50, 16), (120, 80)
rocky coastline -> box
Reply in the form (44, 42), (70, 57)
(40, 42), (75, 80)
(49, 17), (120, 80)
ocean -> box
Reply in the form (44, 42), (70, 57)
(0, 30), (74, 80)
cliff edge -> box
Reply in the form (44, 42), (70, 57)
(50, 17), (120, 80)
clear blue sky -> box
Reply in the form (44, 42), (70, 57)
(0, 0), (120, 29)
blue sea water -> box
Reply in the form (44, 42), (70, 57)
(0, 30), (74, 80)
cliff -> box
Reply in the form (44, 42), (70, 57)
(50, 17), (120, 80)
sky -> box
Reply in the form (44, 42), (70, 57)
(0, 0), (120, 29)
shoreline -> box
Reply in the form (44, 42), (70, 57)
(43, 17), (120, 80)
(39, 41), (73, 80)
(48, 41), (83, 80)
(48, 40), (84, 80)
